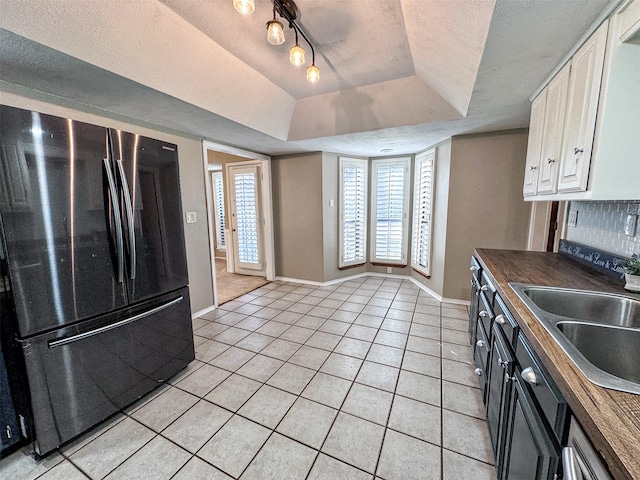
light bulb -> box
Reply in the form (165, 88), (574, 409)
(266, 20), (285, 45)
(307, 64), (320, 83)
(289, 45), (305, 66)
(233, 0), (254, 15)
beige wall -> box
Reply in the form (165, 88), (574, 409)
(271, 152), (325, 282)
(0, 89), (214, 313)
(410, 132), (530, 301)
(444, 130), (530, 300)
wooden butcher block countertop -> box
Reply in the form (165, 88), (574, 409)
(475, 249), (640, 480)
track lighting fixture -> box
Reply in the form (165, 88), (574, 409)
(233, 0), (254, 15)
(233, 0), (320, 83)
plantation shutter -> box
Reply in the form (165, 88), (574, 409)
(234, 170), (260, 265)
(371, 157), (410, 265)
(212, 172), (226, 250)
(339, 157), (368, 267)
(411, 150), (435, 275)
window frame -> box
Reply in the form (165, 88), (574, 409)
(411, 149), (436, 277)
(369, 156), (411, 266)
(339, 156), (369, 268)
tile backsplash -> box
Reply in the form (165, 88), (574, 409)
(564, 201), (640, 258)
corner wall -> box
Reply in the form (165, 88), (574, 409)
(0, 89), (214, 313)
(271, 152), (325, 282)
(444, 130), (530, 299)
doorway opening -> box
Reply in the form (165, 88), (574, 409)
(527, 201), (564, 252)
(202, 141), (275, 306)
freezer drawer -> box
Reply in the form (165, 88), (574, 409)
(21, 287), (194, 455)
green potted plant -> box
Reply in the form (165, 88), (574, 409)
(624, 256), (640, 292)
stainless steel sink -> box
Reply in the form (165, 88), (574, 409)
(510, 283), (640, 395)
(518, 286), (640, 328)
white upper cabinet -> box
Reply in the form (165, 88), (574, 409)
(538, 63), (571, 194)
(557, 22), (608, 192)
(523, 91), (545, 196)
(523, 10), (640, 201)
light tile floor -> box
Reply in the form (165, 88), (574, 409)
(2, 277), (496, 480)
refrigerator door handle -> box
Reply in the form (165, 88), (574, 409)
(48, 296), (184, 348)
(116, 159), (136, 280)
(103, 158), (124, 283)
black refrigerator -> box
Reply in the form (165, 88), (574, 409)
(0, 105), (195, 455)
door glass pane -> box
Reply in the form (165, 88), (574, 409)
(234, 172), (259, 265)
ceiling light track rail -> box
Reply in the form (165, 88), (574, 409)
(233, 0), (320, 83)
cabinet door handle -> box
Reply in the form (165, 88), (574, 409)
(495, 314), (505, 324)
(547, 158), (555, 164)
(573, 147), (584, 155)
(562, 447), (583, 480)
(530, 165), (537, 171)
(474, 368), (482, 376)
(480, 285), (489, 292)
(476, 339), (485, 348)
(479, 310), (489, 318)
(521, 367), (538, 385)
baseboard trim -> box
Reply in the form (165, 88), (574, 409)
(192, 304), (217, 319)
(276, 273), (470, 305)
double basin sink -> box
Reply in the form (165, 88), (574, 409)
(510, 283), (640, 395)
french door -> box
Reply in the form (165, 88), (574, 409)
(228, 164), (264, 276)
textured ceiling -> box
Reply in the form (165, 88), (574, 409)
(0, 0), (612, 156)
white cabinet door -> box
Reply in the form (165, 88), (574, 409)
(558, 21), (608, 192)
(537, 62), (571, 194)
(523, 91), (546, 196)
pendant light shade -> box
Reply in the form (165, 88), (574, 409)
(289, 44), (305, 65)
(266, 20), (285, 45)
(306, 64), (320, 83)
(233, 0), (254, 15)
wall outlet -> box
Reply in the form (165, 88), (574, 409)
(568, 210), (578, 228)
(624, 214), (638, 237)
(185, 211), (197, 224)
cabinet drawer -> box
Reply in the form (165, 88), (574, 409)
(494, 294), (519, 348)
(480, 270), (496, 298)
(516, 333), (568, 442)
(474, 319), (490, 401)
(479, 292), (494, 337)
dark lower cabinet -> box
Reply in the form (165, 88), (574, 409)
(501, 368), (560, 480)
(469, 255), (565, 480)
(486, 324), (514, 474)
(469, 276), (480, 345)
(473, 320), (490, 400)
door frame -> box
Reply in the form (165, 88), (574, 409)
(526, 201), (566, 252)
(201, 141), (275, 307)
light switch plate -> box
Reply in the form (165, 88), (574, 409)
(568, 210), (578, 228)
(624, 214), (638, 237)
(185, 211), (197, 224)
